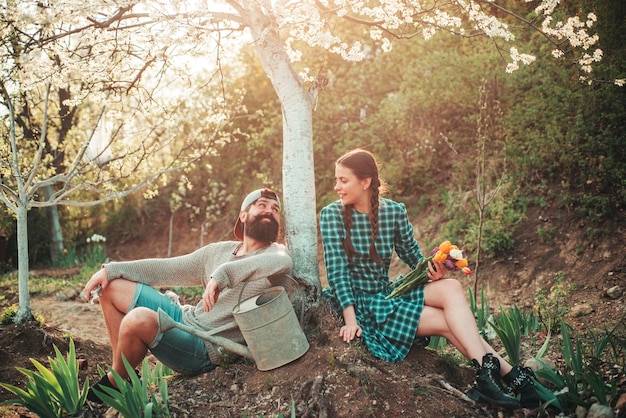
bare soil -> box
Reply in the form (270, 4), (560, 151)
(0, 203), (624, 418)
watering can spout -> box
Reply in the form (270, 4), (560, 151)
(157, 308), (254, 360)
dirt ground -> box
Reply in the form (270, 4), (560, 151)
(0, 203), (624, 418)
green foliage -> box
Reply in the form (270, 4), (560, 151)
(586, 313), (626, 366)
(80, 239), (108, 268)
(585, 227), (603, 247)
(94, 356), (173, 418)
(441, 183), (525, 258)
(468, 287), (494, 341)
(490, 306), (522, 365)
(534, 272), (572, 332)
(489, 305), (541, 366)
(536, 226), (556, 244)
(535, 320), (619, 409)
(0, 339), (88, 417)
(170, 286), (203, 303)
(1, 304), (44, 325)
(51, 246), (78, 268)
(502, 0), (626, 221)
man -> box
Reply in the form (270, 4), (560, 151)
(83, 188), (292, 403)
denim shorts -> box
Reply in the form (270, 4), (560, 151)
(130, 283), (215, 376)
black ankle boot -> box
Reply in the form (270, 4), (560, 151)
(467, 354), (520, 408)
(503, 365), (542, 409)
(87, 373), (118, 404)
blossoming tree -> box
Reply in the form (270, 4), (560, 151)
(182, 0), (610, 295)
(1, 0), (613, 322)
(0, 2), (242, 322)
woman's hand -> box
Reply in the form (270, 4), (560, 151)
(340, 323), (362, 343)
(427, 261), (446, 281)
(340, 305), (362, 342)
(203, 277), (220, 312)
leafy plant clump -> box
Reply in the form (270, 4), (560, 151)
(0, 339), (88, 418)
(93, 356), (173, 418)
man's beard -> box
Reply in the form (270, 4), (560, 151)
(244, 215), (279, 243)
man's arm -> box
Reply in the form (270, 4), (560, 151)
(210, 243), (292, 290)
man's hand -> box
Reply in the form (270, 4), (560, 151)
(84, 267), (108, 303)
(203, 277), (220, 312)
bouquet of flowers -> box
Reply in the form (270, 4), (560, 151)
(386, 240), (472, 299)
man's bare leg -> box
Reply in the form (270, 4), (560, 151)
(110, 307), (159, 380)
(98, 279), (136, 354)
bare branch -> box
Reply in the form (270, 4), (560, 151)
(24, 84), (51, 191)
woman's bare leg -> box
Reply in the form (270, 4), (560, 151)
(419, 279), (512, 375)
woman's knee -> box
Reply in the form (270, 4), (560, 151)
(443, 278), (464, 294)
(424, 278), (467, 306)
(427, 278), (464, 295)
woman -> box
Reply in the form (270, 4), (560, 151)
(320, 148), (540, 409)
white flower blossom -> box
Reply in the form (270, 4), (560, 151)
(88, 234), (107, 244)
(449, 249), (464, 260)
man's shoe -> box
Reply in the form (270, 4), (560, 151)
(86, 373), (118, 404)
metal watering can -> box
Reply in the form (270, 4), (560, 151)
(158, 284), (309, 371)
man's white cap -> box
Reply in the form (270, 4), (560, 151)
(233, 188), (281, 240)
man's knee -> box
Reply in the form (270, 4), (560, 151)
(121, 308), (159, 341)
(100, 279), (137, 307)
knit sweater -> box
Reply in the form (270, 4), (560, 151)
(103, 241), (293, 364)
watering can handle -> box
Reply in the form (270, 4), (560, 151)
(236, 274), (304, 325)
(235, 274), (306, 328)
(157, 308), (254, 360)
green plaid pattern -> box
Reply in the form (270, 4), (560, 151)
(320, 198), (427, 362)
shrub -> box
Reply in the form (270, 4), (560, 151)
(0, 339), (87, 417)
(93, 356), (173, 418)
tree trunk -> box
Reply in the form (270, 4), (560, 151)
(43, 185), (64, 260)
(15, 204), (33, 323)
(245, 8), (320, 296)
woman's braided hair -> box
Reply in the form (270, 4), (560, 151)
(336, 148), (386, 265)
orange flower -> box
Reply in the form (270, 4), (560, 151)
(387, 240), (471, 299)
(455, 258), (468, 268)
(433, 250), (448, 263)
(439, 241), (452, 254)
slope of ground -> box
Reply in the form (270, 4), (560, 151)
(0, 201), (624, 418)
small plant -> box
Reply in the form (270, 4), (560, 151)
(427, 335), (448, 351)
(1, 305), (44, 325)
(93, 356), (173, 418)
(489, 306), (522, 365)
(81, 234), (108, 267)
(468, 287), (495, 340)
(534, 272), (571, 333)
(327, 349), (336, 367)
(535, 320), (616, 410)
(413, 385), (430, 396)
(490, 304), (542, 365)
(536, 226), (556, 244)
(0, 339), (88, 418)
(51, 246), (78, 268)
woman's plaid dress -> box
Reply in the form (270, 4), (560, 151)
(320, 198), (426, 362)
